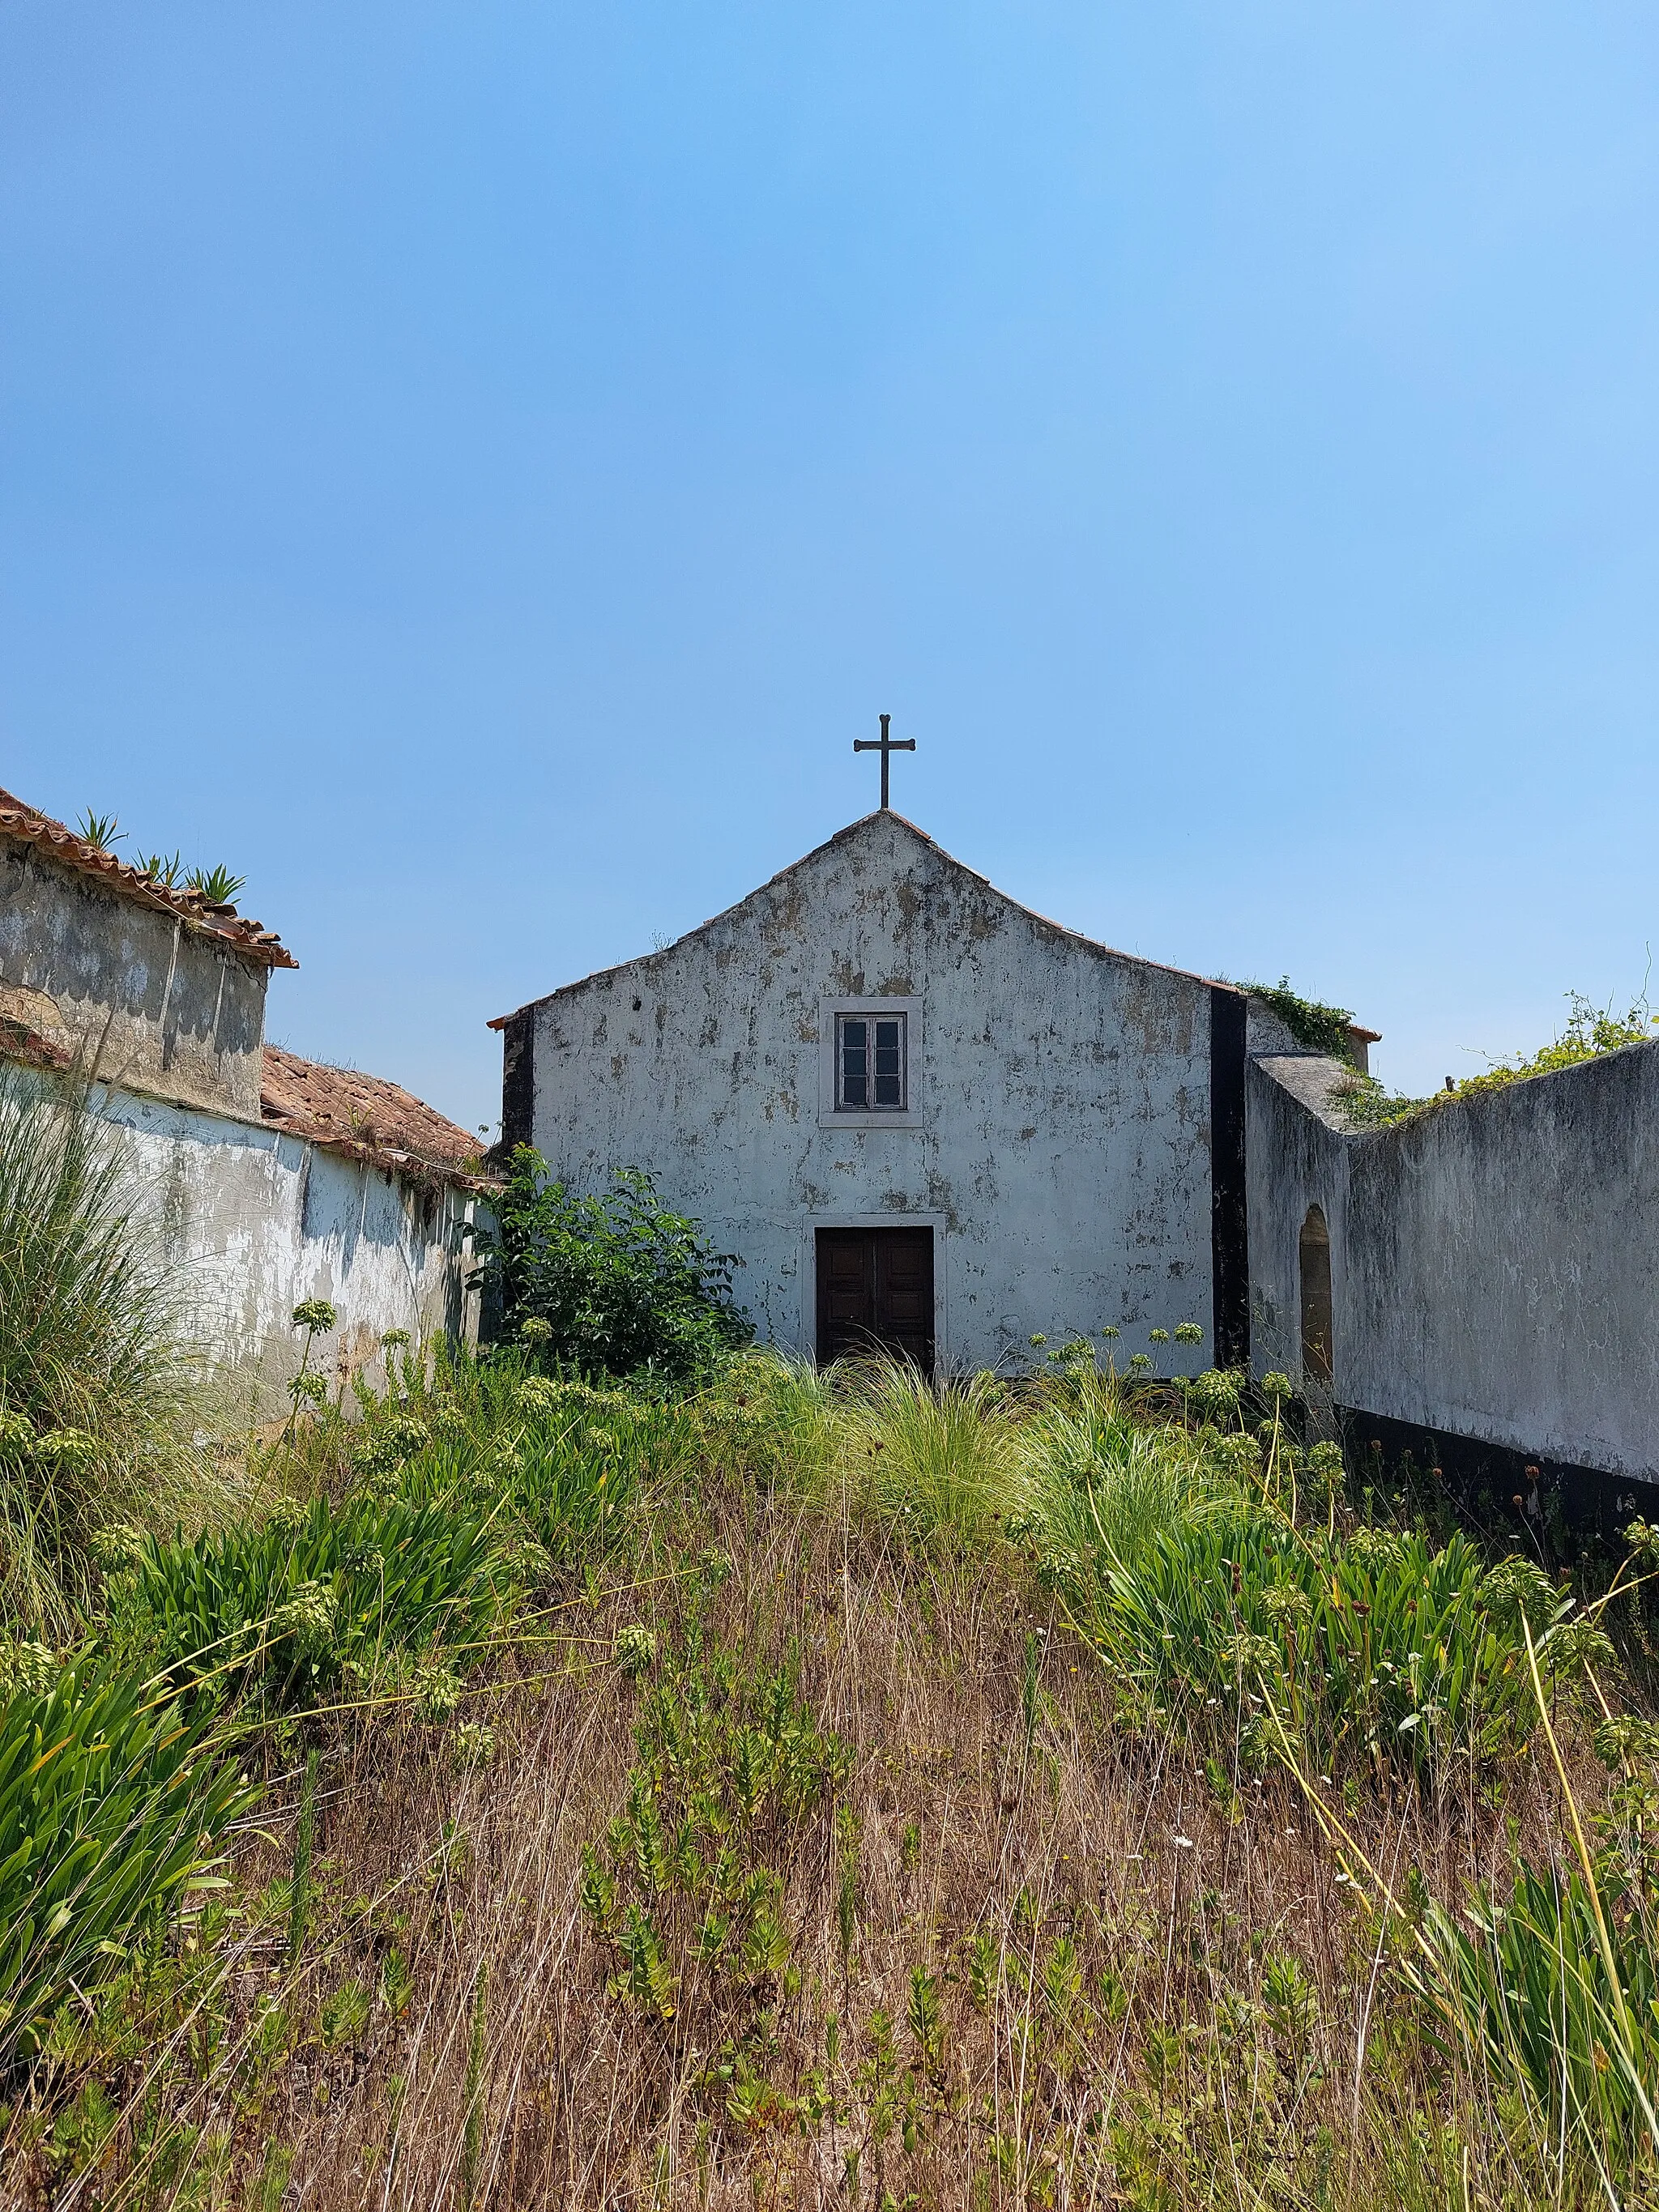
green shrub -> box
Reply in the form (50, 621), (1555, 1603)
(579, 1635), (851, 2039)
(473, 1154), (751, 1385)
(0, 1659), (254, 2056)
(111, 1492), (507, 1712)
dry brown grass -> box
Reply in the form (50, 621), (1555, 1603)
(13, 1448), (1614, 2212)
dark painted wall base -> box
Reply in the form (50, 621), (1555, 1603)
(1338, 1403), (1659, 1543)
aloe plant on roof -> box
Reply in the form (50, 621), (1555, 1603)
(186, 863), (246, 908)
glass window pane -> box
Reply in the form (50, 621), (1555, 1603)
(838, 1017), (868, 1106)
(839, 1012), (905, 1109)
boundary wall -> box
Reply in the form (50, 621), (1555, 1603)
(1247, 1039), (1659, 1487)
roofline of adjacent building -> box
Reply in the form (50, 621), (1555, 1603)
(0, 1029), (495, 1193)
(0, 787), (297, 970)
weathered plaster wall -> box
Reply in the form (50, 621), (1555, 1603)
(0, 842), (267, 1118)
(92, 1084), (483, 1411)
(1248, 1042), (1659, 1481)
(519, 813), (1220, 1370)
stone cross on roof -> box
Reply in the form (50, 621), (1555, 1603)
(853, 714), (915, 810)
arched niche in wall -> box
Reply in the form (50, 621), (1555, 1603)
(1299, 1204), (1333, 1384)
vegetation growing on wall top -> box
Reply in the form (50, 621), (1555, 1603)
(1340, 989), (1657, 1130)
(71, 807), (245, 910)
(1239, 976), (1358, 1061)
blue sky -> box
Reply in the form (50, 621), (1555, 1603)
(2, 2), (1657, 1134)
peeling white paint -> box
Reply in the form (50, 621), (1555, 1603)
(91, 1083), (483, 1411)
(514, 813), (1221, 1370)
(1247, 1042), (1659, 1481)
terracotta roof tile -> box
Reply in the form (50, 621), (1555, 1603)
(0, 785), (296, 970)
(260, 1045), (488, 1184)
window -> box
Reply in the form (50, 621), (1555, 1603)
(837, 1012), (906, 1110)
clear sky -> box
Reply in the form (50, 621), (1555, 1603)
(3, 2), (1657, 1136)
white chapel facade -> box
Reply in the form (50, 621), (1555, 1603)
(492, 808), (1282, 1374)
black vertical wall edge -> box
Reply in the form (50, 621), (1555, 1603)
(1209, 986), (1250, 1368)
(500, 1012), (535, 1151)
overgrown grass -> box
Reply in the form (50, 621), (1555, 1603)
(4, 1312), (1658, 2207)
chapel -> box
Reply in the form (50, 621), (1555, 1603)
(489, 798), (1317, 1375)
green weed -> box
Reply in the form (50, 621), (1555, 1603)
(110, 1489), (507, 1712)
(0, 1659), (254, 2057)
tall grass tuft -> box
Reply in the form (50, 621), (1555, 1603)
(1021, 1360), (1227, 1570)
(0, 1065), (207, 1629)
(694, 1349), (843, 1497)
(842, 1359), (1030, 1544)
(1413, 1860), (1659, 2192)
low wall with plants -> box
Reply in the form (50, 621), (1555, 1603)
(1248, 1036), (1659, 1483)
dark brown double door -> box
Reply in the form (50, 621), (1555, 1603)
(815, 1227), (934, 1374)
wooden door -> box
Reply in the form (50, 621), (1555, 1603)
(815, 1227), (935, 1373)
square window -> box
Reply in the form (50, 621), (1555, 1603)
(838, 1011), (906, 1110)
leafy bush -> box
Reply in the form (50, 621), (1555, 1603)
(0, 1659), (254, 2056)
(111, 1492), (507, 1712)
(0, 1067), (208, 1629)
(474, 1154), (751, 1384)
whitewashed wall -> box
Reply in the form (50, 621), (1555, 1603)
(508, 812), (1226, 1372)
(92, 1082), (483, 1413)
(1247, 1043), (1659, 1484)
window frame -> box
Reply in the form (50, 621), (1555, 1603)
(817, 995), (922, 1128)
(835, 1009), (907, 1112)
